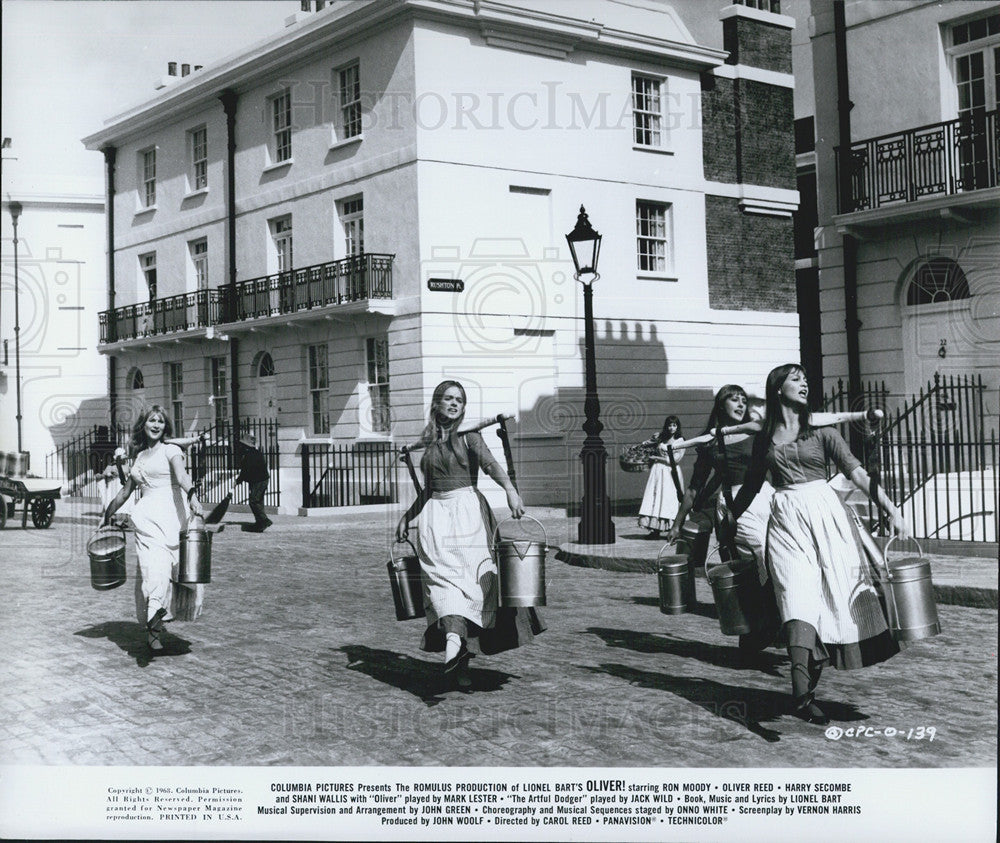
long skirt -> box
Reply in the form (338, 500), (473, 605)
(415, 487), (544, 655)
(130, 487), (203, 625)
(767, 480), (897, 669)
(638, 463), (682, 531)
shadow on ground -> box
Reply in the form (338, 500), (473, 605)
(627, 595), (719, 620)
(584, 626), (788, 677)
(337, 645), (517, 707)
(75, 621), (191, 667)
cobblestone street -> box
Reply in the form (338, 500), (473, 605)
(1, 502), (996, 769)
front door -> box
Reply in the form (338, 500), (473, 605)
(258, 376), (277, 421)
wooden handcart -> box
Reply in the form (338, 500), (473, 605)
(0, 475), (61, 529)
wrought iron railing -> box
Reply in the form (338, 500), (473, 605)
(187, 418), (281, 509)
(300, 441), (399, 508)
(220, 253), (394, 323)
(45, 418), (281, 509)
(99, 290), (221, 343)
(836, 109), (999, 212)
(823, 374), (997, 541)
(99, 254), (393, 343)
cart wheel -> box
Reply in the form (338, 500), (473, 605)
(31, 497), (55, 528)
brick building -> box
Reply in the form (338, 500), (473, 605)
(81, 0), (801, 512)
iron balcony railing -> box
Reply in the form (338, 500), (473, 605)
(99, 254), (394, 343)
(219, 253), (394, 323)
(836, 109), (999, 213)
(100, 289), (221, 343)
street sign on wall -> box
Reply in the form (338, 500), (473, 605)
(427, 278), (464, 292)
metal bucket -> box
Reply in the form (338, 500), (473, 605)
(87, 525), (127, 591)
(676, 512), (712, 567)
(176, 514), (212, 584)
(656, 550), (694, 615)
(494, 516), (547, 607)
(387, 539), (425, 621)
(878, 538), (941, 642)
(705, 546), (767, 636)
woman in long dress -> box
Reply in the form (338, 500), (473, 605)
(667, 385), (779, 652)
(396, 381), (544, 688)
(103, 406), (204, 652)
(637, 415), (685, 536)
(728, 365), (910, 724)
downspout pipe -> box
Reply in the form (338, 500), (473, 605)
(103, 146), (118, 431)
(220, 89), (241, 447)
(834, 0), (863, 454)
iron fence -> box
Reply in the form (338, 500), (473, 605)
(301, 442), (400, 508)
(823, 374), (997, 541)
(45, 418), (281, 510)
(188, 418), (281, 509)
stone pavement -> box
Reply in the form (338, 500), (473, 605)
(0, 500), (995, 769)
(554, 516), (999, 610)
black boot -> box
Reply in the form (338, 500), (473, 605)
(147, 607), (167, 652)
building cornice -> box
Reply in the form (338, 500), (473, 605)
(704, 181), (800, 217)
(2, 195), (104, 211)
(712, 63), (795, 89)
(83, 0), (725, 149)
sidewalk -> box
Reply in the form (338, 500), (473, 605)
(551, 515), (998, 610)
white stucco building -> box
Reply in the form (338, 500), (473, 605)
(83, 0), (802, 511)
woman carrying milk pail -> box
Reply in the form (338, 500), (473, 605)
(395, 381), (544, 689)
(667, 385), (779, 655)
(102, 405), (205, 652)
(726, 364), (910, 725)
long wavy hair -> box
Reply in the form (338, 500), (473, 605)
(419, 380), (469, 466)
(656, 414), (683, 445)
(701, 384), (750, 435)
(129, 405), (173, 457)
(760, 364), (811, 447)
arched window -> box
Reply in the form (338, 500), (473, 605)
(129, 368), (145, 390)
(906, 257), (971, 306)
(257, 352), (275, 378)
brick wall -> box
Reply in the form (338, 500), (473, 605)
(701, 74), (737, 183)
(723, 16), (792, 73)
(737, 79), (795, 189)
(706, 195), (795, 312)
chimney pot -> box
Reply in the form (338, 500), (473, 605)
(194, 65), (203, 71)
(181, 63), (191, 76)
(168, 62), (177, 75)
(301, 1), (311, 11)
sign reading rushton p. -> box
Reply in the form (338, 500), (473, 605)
(427, 278), (465, 292)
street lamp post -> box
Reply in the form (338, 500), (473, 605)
(9, 200), (23, 453)
(565, 205), (615, 544)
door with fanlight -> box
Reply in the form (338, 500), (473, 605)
(255, 352), (278, 421)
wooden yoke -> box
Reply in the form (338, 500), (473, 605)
(399, 414), (517, 496)
(495, 414), (518, 493)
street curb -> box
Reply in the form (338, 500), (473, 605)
(554, 545), (999, 611)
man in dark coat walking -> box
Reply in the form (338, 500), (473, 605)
(236, 432), (272, 531)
